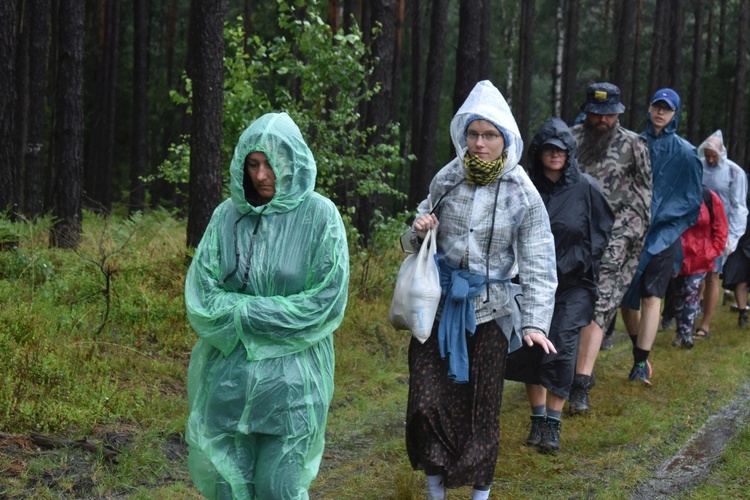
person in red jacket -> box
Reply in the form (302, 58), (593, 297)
(669, 188), (728, 348)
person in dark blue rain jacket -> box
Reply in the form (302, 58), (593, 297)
(621, 88), (703, 386)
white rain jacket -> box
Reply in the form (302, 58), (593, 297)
(406, 81), (557, 346)
(184, 112), (349, 499)
(698, 129), (748, 253)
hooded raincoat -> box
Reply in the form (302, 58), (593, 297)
(404, 81), (557, 489)
(505, 118), (613, 397)
(184, 112), (349, 500)
(622, 106), (703, 309)
(698, 130), (748, 253)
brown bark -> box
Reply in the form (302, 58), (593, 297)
(452, 0), (482, 114)
(0, 1), (17, 215)
(412, 0), (448, 208)
(14, 0), (29, 214)
(627, 0), (644, 130)
(358, 0), (397, 245)
(130, 0), (148, 214)
(86, 0), (121, 213)
(408, 0), (424, 209)
(667, 0), (684, 90)
(648, 0), (668, 97)
(24, 0), (50, 218)
(687, 0), (705, 144)
(50, 0), (85, 249)
(186, 0), (227, 248)
(729, 0), (748, 162)
(614, 0), (636, 125)
(561, 0), (579, 124)
(517, 0), (535, 161)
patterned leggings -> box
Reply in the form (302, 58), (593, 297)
(672, 273), (706, 337)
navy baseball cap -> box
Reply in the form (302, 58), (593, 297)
(650, 88), (680, 110)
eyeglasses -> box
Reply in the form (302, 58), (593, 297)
(466, 131), (502, 142)
(650, 103), (674, 113)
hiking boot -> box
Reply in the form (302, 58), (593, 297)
(660, 317), (674, 331)
(600, 335), (614, 351)
(739, 311), (749, 328)
(525, 415), (546, 447)
(629, 361), (652, 387)
(682, 332), (694, 349)
(671, 334), (682, 347)
(568, 373), (596, 415)
(723, 291), (733, 305)
(538, 418), (561, 455)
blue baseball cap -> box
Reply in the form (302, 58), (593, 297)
(650, 88), (680, 110)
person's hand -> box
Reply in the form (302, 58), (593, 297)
(413, 214), (439, 240)
(524, 331), (557, 354)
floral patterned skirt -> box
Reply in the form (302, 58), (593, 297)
(405, 320), (508, 489)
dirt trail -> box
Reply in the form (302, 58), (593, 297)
(631, 379), (750, 498)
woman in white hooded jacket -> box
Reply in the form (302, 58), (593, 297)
(403, 81), (557, 500)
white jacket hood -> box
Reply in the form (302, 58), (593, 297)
(449, 80), (523, 168)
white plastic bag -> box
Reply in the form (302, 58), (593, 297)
(389, 229), (442, 343)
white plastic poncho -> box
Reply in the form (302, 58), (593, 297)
(697, 129), (749, 253)
(184, 112), (349, 499)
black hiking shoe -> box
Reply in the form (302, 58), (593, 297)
(629, 361), (652, 387)
(538, 418), (561, 455)
(739, 311), (749, 328)
(600, 335), (614, 351)
(568, 373), (596, 415)
(525, 415), (546, 447)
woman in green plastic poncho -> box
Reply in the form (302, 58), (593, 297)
(184, 112), (349, 500)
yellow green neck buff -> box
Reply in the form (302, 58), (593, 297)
(464, 153), (506, 185)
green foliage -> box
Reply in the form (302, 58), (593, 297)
(157, 0), (405, 231)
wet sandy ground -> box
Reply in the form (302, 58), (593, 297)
(632, 380), (750, 498)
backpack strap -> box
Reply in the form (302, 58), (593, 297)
(702, 186), (714, 222)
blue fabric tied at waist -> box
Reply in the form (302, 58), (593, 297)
(438, 263), (502, 383)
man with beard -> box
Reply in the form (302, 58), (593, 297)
(567, 83), (652, 414)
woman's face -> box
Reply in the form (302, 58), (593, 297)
(466, 120), (505, 162)
(245, 151), (277, 203)
(540, 145), (568, 176)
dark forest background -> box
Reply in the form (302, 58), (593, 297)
(1, 0), (749, 249)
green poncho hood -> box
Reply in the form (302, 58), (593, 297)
(230, 112), (316, 215)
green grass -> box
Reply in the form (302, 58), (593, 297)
(1, 212), (749, 499)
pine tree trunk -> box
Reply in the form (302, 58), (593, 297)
(14, 0), (29, 214)
(24, 0), (50, 218)
(730, 0), (748, 162)
(0, 1), (17, 215)
(50, 0), (85, 249)
(667, 0), (684, 90)
(614, 0), (636, 126)
(517, 0), (535, 161)
(687, 0), (705, 144)
(408, 0), (423, 208)
(627, 0), (644, 130)
(130, 0), (148, 214)
(452, 0), (482, 114)
(561, 0), (579, 124)
(412, 0), (448, 209)
(86, 0), (121, 213)
(186, 0), (226, 248)
(552, 0), (564, 117)
(359, 0), (396, 245)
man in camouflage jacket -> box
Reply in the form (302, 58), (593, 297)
(567, 82), (652, 414)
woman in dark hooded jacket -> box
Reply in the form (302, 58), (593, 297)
(505, 117), (613, 454)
